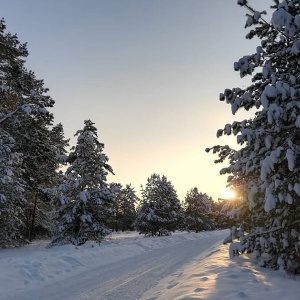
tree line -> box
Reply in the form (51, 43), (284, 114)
(0, 18), (236, 248)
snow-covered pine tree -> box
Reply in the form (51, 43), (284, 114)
(0, 19), (68, 241)
(183, 188), (215, 232)
(119, 184), (138, 231)
(217, 186), (264, 232)
(51, 120), (114, 246)
(134, 173), (183, 236)
(207, 0), (300, 272)
(107, 182), (122, 231)
(20, 121), (69, 240)
(29, 123), (70, 239)
(107, 183), (138, 232)
(0, 129), (26, 247)
(0, 18), (65, 244)
(0, 19), (29, 247)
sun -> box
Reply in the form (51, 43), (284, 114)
(222, 188), (236, 200)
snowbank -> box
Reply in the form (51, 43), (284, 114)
(0, 230), (224, 297)
(141, 242), (299, 300)
(1, 230), (300, 300)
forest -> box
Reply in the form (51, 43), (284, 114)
(2, 0), (300, 276)
(0, 22), (234, 247)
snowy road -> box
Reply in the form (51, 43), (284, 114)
(5, 232), (226, 300)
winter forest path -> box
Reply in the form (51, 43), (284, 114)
(5, 232), (226, 300)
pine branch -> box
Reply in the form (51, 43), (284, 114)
(0, 106), (20, 124)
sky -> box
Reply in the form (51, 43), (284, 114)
(1, 0), (269, 201)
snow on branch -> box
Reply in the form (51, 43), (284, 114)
(0, 107), (20, 124)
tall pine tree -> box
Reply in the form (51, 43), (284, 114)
(0, 130), (26, 247)
(51, 120), (114, 246)
(0, 19), (69, 246)
(207, 0), (300, 272)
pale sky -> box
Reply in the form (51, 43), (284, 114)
(2, 0), (268, 201)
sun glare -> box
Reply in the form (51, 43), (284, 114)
(222, 188), (235, 200)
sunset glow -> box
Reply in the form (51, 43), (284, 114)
(1, 0), (267, 202)
(221, 188), (235, 200)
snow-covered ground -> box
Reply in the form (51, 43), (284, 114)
(0, 230), (299, 300)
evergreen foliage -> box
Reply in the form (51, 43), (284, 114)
(207, 0), (300, 273)
(0, 19), (68, 246)
(183, 188), (215, 232)
(0, 130), (26, 247)
(109, 183), (138, 232)
(119, 184), (138, 231)
(51, 120), (114, 246)
(134, 173), (183, 236)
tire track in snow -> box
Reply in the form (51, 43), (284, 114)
(7, 232), (227, 300)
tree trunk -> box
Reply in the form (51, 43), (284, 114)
(28, 193), (38, 241)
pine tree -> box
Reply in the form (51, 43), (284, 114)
(0, 129), (26, 247)
(183, 188), (215, 232)
(0, 19), (68, 242)
(107, 183), (138, 232)
(134, 174), (183, 236)
(118, 184), (138, 231)
(207, 0), (300, 272)
(0, 19), (29, 247)
(20, 121), (69, 240)
(0, 18), (62, 245)
(107, 182), (122, 231)
(51, 120), (114, 246)
(29, 123), (69, 239)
